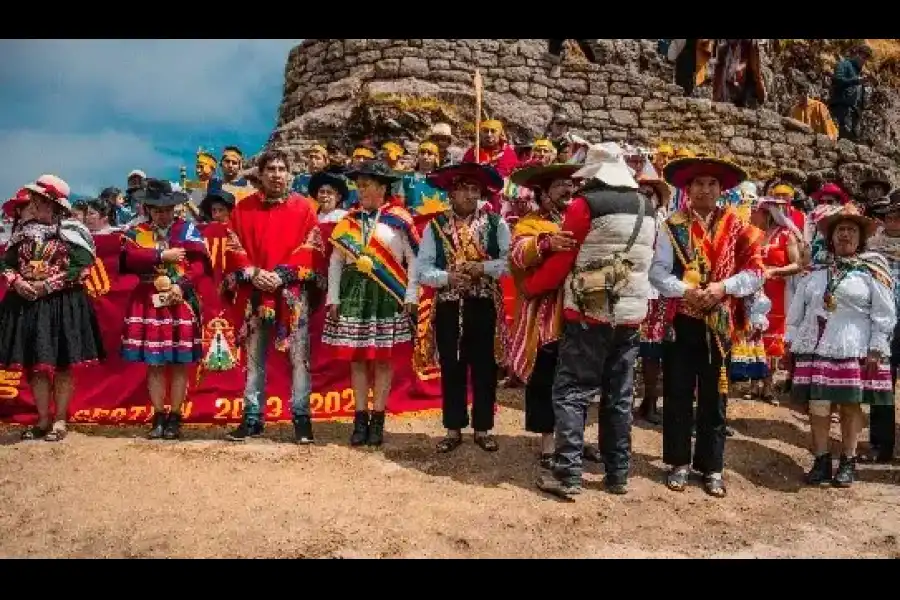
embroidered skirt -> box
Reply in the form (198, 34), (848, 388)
(0, 287), (105, 375)
(121, 283), (202, 365)
(639, 298), (667, 359)
(729, 335), (769, 382)
(322, 267), (411, 361)
(791, 353), (894, 405)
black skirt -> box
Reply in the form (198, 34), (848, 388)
(0, 286), (106, 374)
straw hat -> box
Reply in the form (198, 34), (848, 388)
(816, 202), (878, 239)
(662, 157), (748, 191)
(571, 142), (639, 190)
(23, 174), (72, 212)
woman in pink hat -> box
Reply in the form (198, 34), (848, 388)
(0, 175), (105, 441)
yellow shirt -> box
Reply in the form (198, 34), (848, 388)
(789, 99), (838, 140)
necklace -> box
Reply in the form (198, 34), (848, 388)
(355, 207), (383, 275)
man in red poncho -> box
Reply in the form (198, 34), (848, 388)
(221, 148), (325, 444)
(462, 119), (520, 213)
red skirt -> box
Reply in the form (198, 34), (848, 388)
(120, 283), (202, 365)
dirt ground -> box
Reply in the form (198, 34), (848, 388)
(2, 387), (900, 559)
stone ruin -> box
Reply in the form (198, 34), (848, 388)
(266, 39), (900, 194)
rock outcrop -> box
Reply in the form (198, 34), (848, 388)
(268, 39), (900, 193)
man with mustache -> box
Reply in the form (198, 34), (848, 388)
(506, 162), (580, 469)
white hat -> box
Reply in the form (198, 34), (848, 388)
(430, 123), (452, 138)
(572, 142), (639, 189)
(128, 169), (147, 180)
(23, 174), (72, 211)
(737, 181), (759, 202)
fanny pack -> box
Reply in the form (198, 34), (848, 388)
(570, 194), (647, 326)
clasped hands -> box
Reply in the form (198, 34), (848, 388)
(251, 269), (283, 293)
(683, 281), (727, 312)
(448, 261), (486, 288)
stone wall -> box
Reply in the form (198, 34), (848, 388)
(271, 39), (899, 188)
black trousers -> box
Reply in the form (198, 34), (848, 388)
(870, 324), (900, 456)
(830, 103), (860, 141)
(662, 315), (728, 474)
(435, 297), (497, 432)
(525, 342), (558, 434)
(547, 39), (597, 63)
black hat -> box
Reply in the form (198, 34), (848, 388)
(308, 170), (350, 202)
(346, 160), (402, 186)
(860, 176), (893, 194)
(132, 178), (186, 207)
(199, 187), (236, 220)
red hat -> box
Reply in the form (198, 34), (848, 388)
(3, 188), (31, 219)
(810, 182), (850, 205)
(426, 162), (503, 194)
(662, 157), (748, 191)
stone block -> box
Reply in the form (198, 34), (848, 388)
(583, 96), (605, 110)
(610, 109), (639, 127)
(529, 83), (548, 98)
(729, 137), (755, 154)
(620, 96), (643, 110)
(357, 50), (381, 63)
(399, 57), (429, 78)
(374, 59), (400, 77)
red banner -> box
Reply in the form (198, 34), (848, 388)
(0, 223), (443, 426)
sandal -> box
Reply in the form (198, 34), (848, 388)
(474, 433), (499, 452)
(666, 466), (690, 492)
(44, 422), (68, 442)
(703, 472), (727, 498)
(436, 435), (463, 454)
(20, 425), (50, 440)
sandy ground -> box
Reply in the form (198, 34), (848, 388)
(2, 387), (900, 558)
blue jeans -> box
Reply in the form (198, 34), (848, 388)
(242, 294), (311, 425)
(551, 321), (640, 486)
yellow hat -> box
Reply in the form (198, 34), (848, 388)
(418, 141), (439, 155)
(196, 150), (218, 169)
(382, 141), (404, 161)
(480, 119), (503, 133)
(656, 143), (675, 156)
(772, 183), (795, 196)
(674, 147), (695, 159)
(532, 139), (554, 151)
(308, 144), (327, 156)
(352, 147), (376, 160)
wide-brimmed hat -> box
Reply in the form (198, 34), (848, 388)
(860, 176), (893, 194)
(510, 163), (580, 190)
(308, 170), (350, 202)
(346, 160), (401, 186)
(634, 162), (672, 204)
(810, 182), (850, 205)
(662, 157), (747, 191)
(199, 187), (236, 220)
(429, 123), (452, 139)
(23, 174), (72, 212)
(572, 142), (639, 189)
(427, 162), (503, 194)
(816, 202), (878, 239)
(3, 188), (31, 219)
(132, 178), (186, 207)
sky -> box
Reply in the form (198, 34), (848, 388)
(0, 39), (302, 200)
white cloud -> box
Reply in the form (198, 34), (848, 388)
(0, 39), (301, 129)
(0, 39), (304, 199)
(0, 130), (181, 198)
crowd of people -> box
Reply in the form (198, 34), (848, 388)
(1, 108), (897, 500)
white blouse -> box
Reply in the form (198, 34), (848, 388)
(318, 209), (347, 224)
(785, 253), (896, 358)
(326, 219), (418, 306)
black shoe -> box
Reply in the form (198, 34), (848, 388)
(805, 453), (833, 486)
(638, 398), (662, 425)
(225, 421), (264, 442)
(293, 416), (313, 445)
(603, 476), (628, 495)
(162, 412), (182, 440)
(148, 411), (167, 440)
(350, 411), (370, 446)
(368, 411), (385, 446)
(832, 454), (856, 488)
